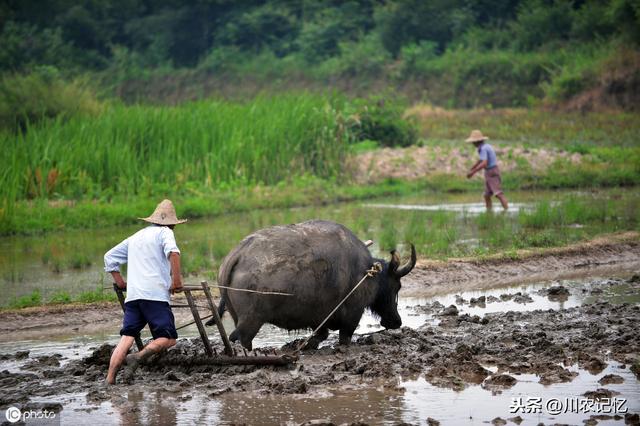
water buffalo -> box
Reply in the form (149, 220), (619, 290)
(207, 219), (416, 350)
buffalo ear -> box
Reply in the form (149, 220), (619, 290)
(389, 249), (400, 273)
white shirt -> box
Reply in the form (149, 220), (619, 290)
(104, 225), (180, 303)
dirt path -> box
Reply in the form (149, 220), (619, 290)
(1, 233), (637, 340)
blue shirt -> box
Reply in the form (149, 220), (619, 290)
(104, 225), (180, 303)
(477, 143), (497, 169)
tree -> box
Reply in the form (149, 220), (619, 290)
(376, 0), (474, 57)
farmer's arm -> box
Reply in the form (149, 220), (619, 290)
(104, 238), (129, 289)
(111, 271), (126, 289)
(467, 159), (488, 178)
(169, 252), (182, 294)
(160, 227), (183, 294)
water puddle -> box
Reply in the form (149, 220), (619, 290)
(363, 202), (531, 214)
(24, 360), (640, 425)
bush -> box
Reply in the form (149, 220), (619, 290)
(541, 45), (606, 102)
(0, 69), (102, 131)
(347, 97), (418, 147)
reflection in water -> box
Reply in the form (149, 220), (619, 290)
(50, 359), (640, 425)
(400, 361), (640, 425)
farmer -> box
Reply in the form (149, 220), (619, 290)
(104, 199), (186, 385)
(465, 129), (509, 211)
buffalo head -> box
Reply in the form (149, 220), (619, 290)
(370, 244), (417, 329)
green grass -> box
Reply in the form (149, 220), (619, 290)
(2, 87), (638, 237)
(3, 167), (639, 238)
(4, 286), (117, 310)
(0, 93), (351, 226)
(386, 191), (640, 260)
(7, 290), (42, 309)
(410, 108), (640, 148)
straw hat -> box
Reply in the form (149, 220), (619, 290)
(140, 199), (187, 225)
(465, 129), (489, 143)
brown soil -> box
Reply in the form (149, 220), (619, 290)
(352, 144), (582, 184)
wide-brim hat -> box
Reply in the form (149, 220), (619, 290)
(465, 129), (489, 143)
(139, 199), (187, 225)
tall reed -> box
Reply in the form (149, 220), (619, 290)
(0, 93), (351, 213)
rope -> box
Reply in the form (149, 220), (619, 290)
(213, 285), (293, 296)
(175, 313), (214, 331)
(295, 262), (382, 353)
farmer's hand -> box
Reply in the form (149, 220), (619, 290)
(169, 252), (182, 294)
(111, 271), (126, 289)
(170, 279), (183, 294)
(466, 171), (474, 179)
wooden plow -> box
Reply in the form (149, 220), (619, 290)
(113, 281), (297, 367)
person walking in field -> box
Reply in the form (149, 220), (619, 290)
(104, 199), (186, 385)
(465, 130), (509, 211)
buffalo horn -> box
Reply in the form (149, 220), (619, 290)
(395, 244), (416, 277)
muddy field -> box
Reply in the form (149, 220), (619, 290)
(1, 240), (639, 425)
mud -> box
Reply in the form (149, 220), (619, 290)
(0, 273), (638, 424)
(0, 237), (639, 424)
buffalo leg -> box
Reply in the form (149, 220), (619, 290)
(235, 319), (262, 351)
(339, 326), (357, 346)
(303, 327), (329, 350)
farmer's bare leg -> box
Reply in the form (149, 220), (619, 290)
(107, 335), (135, 385)
(122, 338), (176, 383)
(484, 194), (492, 210)
(496, 193), (508, 210)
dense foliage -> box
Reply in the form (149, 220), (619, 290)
(1, 1), (638, 107)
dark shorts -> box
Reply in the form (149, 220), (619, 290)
(484, 166), (503, 196)
(121, 300), (178, 340)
